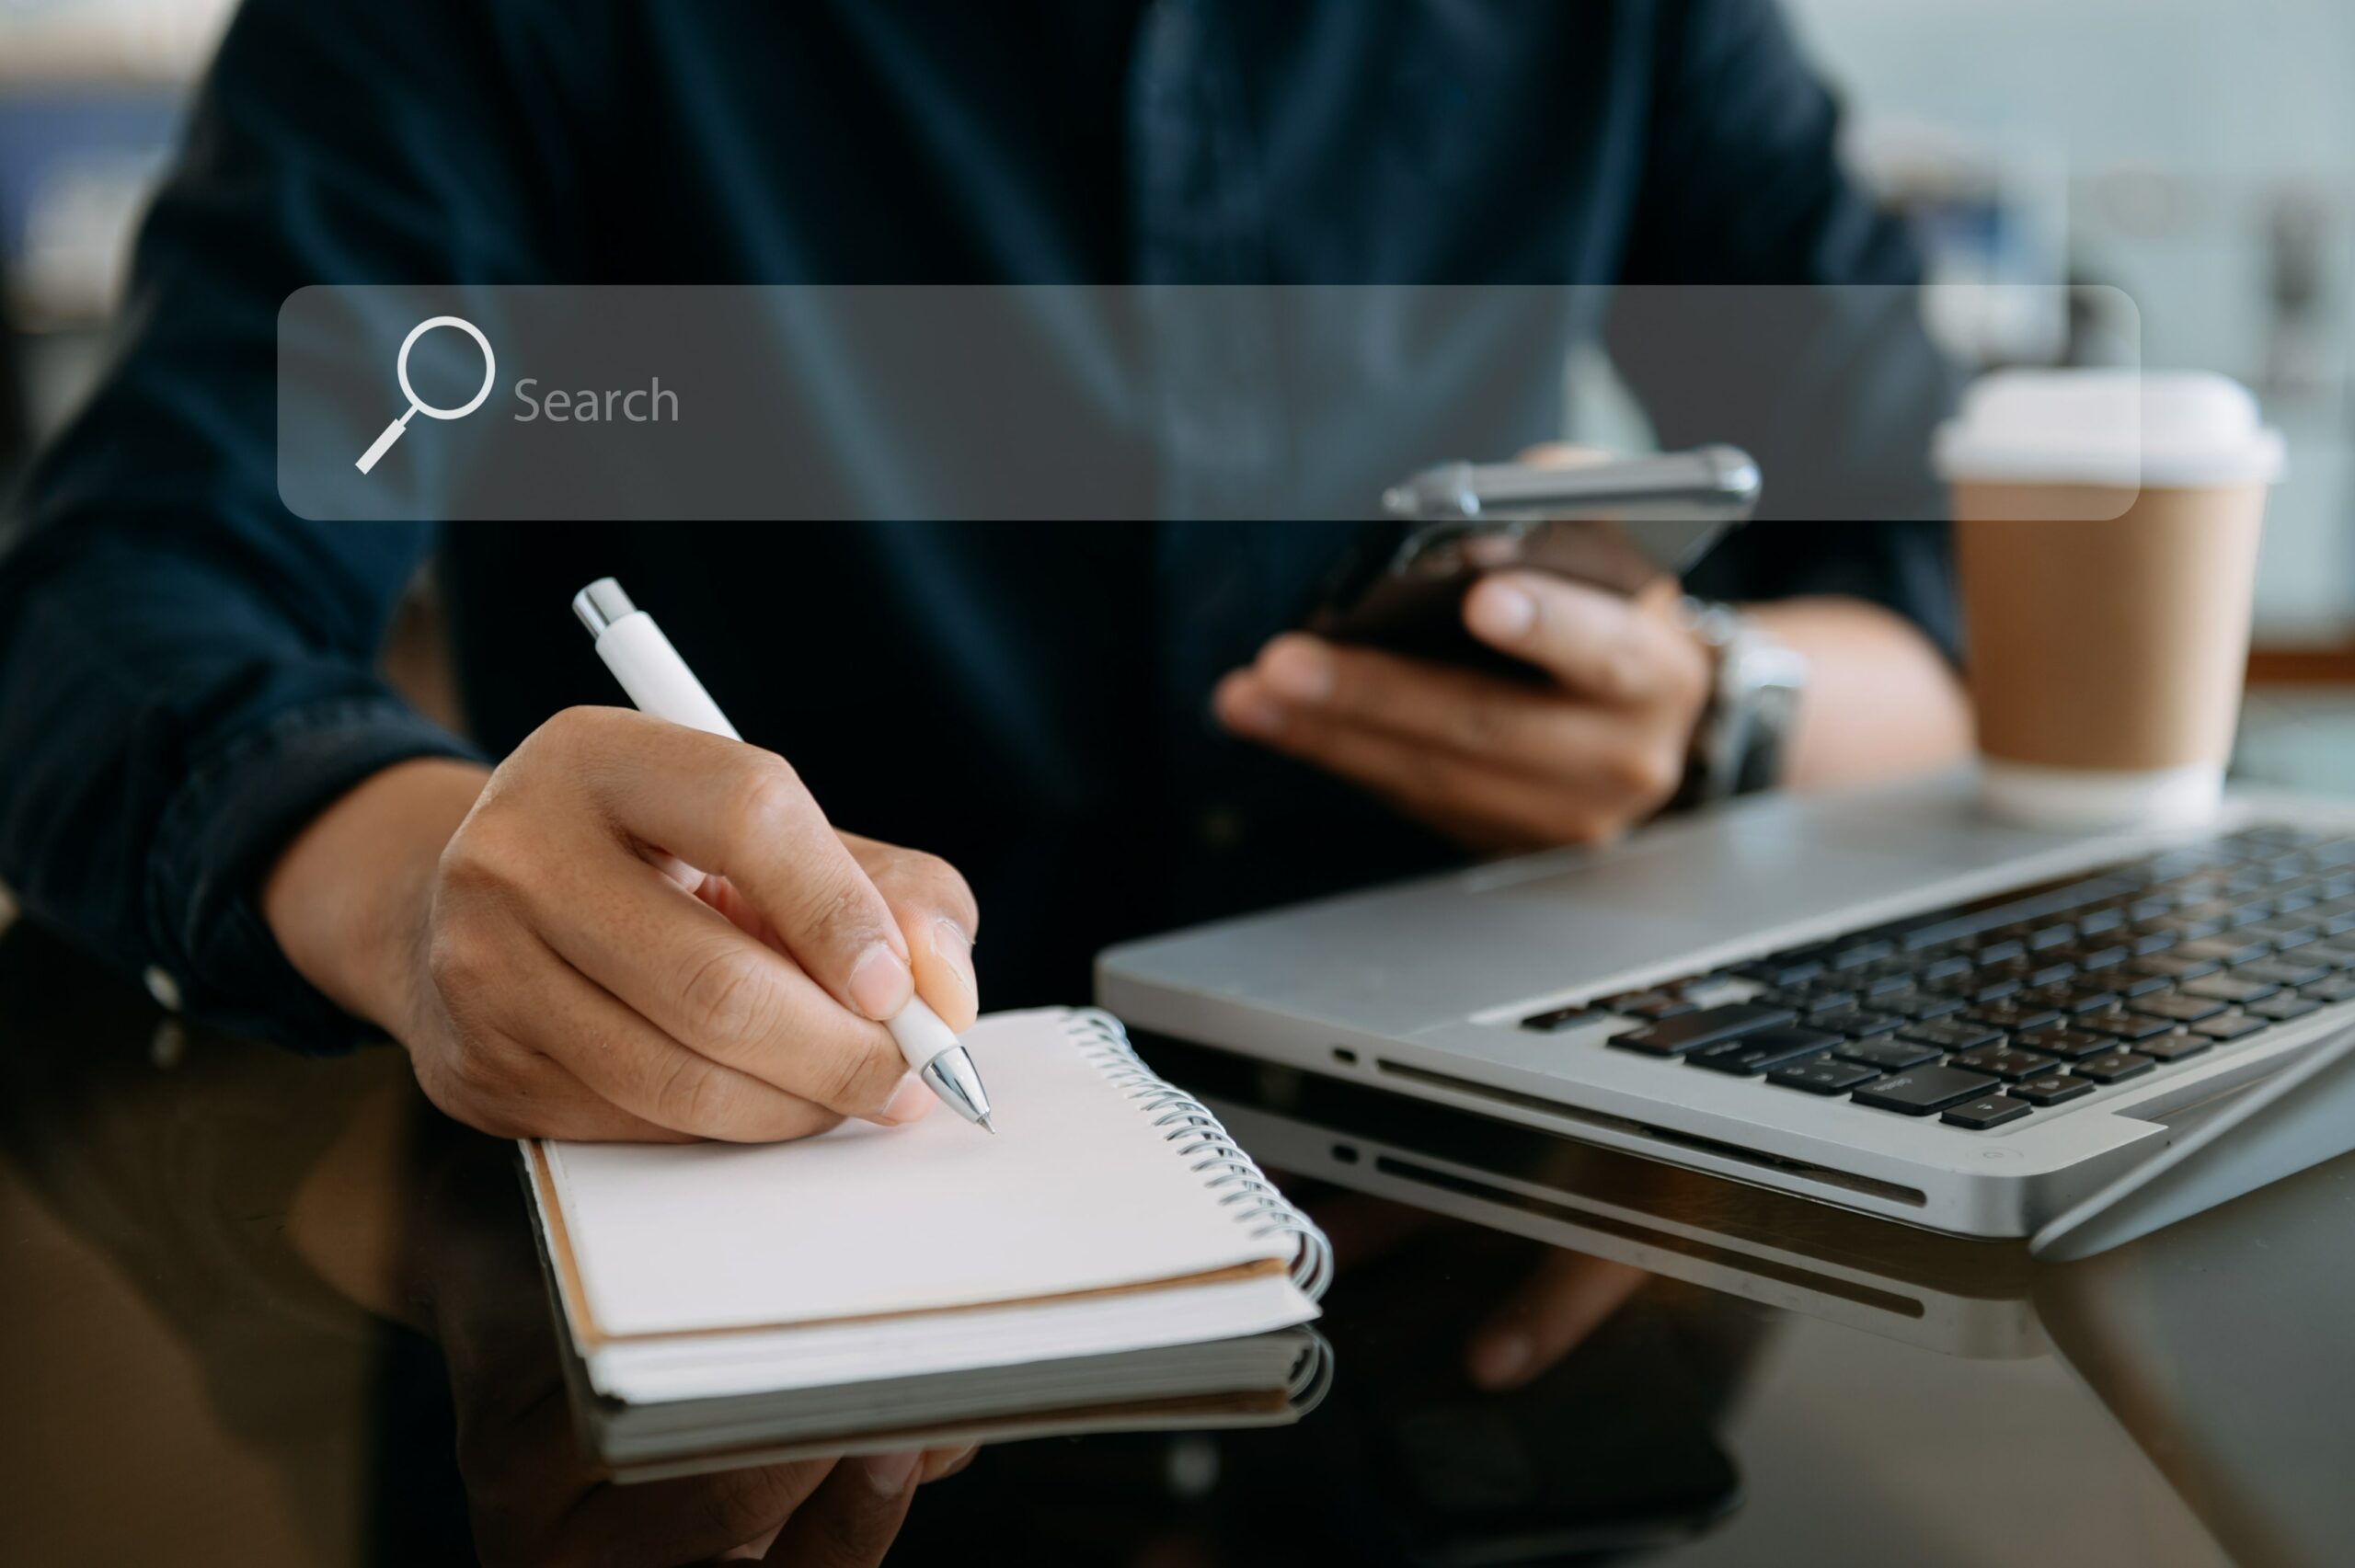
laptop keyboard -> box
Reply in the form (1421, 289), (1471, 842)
(1519, 824), (2355, 1130)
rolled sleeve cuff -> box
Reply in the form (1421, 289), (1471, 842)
(146, 693), (483, 1053)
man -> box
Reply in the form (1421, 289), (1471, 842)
(0, 0), (1970, 1145)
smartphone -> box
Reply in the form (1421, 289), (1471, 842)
(1308, 446), (1760, 672)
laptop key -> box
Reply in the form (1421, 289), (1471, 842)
(2116, 970), (2175, 998)
(2072, 1009), (2177, 1044)
(2182, 976), (2280, 1005)
(1808, 1007), (1908, 1038)
(2177, 936), (2272, 967)
(1686, 1026), (1845, 1076)
(1912, 953), (1976, 984)
(1735, 956), (1826, 987)
(1981, 956), (2077, 989)
(2190, 1012), (2269, 1042)
(2138, 1032), (2213, 1063)
(1942, 1094), (2032, 1130)
(1962, 1000), (2064, 1034)
(1834, 1036), (1944, 1072)
(1521, 1006), (1612, 1033)
(2028, 982), (2122, 1015)
(2248, 919), (2321, 951)
(1851, 1066), (2002, 1116)
(1609, 1002), (1798, 1057)
(1767, 1056), (1883, 1095)
(2237, 958), (2331, 990)
(1623, 996), (1701, 1021)
(1946, 974), (2024, 1003)
(1950, 1045), (2060, 1081)
(2073, 1050), (2156, 1083)
(2011, 1073), (2096, 1106)
(2302, 975), (2355, 1003)
(1872, 988), (1966, 1020)
(2014, 1026), (2119, 1059)
(2138, 991), (2227, 1024)
(2133, 952), (2222, 981)
(1897, 1019), (2004, 1052)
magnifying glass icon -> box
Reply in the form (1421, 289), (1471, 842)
(354, 315), (497, 475)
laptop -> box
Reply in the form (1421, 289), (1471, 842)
(1096, 773), (2355, 1256)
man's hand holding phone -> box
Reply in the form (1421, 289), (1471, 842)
(1216, 444), (1717, 852)
(1215, 570), (1711, 853)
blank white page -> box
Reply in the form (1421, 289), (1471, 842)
(546, 1010), (1295, 1338)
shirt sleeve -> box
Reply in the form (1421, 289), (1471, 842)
(0, 0), (564, 1049)
(1604, 0), (1965, 661)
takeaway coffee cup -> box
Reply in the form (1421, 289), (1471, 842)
(1933, 371), (2284, 829)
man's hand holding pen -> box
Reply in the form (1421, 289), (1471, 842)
(262, 711), (982, 1143)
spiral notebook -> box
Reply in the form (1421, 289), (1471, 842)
(523, 1009), (1331, 1406)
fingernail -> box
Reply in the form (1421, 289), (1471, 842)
(1259, 636), (1335, 703)
(860, 1448), (924, 1497)
(872, 1073), (938, 1126)
(1215, 679), (1285, 738)
(931, 918), (978, 1009)
(1469, 1333), (1533, 1389)
(1468, 580), (1538, 644)
(847, 944), (913, 1021)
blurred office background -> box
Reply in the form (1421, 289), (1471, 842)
(2, 0), (2351, 778)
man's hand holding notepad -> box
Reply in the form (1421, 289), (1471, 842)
(524, 1010), (1331, 1407)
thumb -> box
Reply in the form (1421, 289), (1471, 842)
(1463, 568), (1682, 708)
(1514, 441), (1614, 469)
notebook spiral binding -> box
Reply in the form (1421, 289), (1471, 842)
(1286, 1329), (1338, 1416)
(1066, 1009), (1335, 1300)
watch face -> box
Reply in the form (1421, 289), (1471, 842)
(1724, 638), (1809, 796)
(1683, 618), (1808, 803)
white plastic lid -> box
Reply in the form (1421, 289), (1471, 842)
(1933, 370), (2285, 489)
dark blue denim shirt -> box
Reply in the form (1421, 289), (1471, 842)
(0, 0), (1959, 1044)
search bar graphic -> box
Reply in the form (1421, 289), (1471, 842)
(278, 282), (2138, 521)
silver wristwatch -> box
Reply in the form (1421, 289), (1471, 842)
(1675, 598), (1809, 806)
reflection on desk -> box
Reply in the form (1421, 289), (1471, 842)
(1, 923), (2348, 1565)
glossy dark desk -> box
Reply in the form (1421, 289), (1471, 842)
(3, 917), (2348, 1568)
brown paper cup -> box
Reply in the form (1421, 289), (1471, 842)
(1953, 483), (2266, 827)
(1936, 372), (2281, 830)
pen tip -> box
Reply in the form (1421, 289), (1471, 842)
(979, 1114), (996, 1135)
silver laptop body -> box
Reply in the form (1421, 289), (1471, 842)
(1096, 774), (2355, 1253)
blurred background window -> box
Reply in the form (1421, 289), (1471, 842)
(1781, 0), (2355, 787)
(0, 0), (233, 483)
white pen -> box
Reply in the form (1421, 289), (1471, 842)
(569, 577), (995, 1132)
